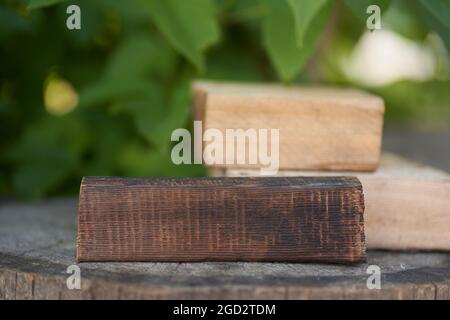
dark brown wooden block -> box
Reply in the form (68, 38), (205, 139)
(77, 176), (366, 263)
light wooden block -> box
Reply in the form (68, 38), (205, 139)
(193, 81), (385, 171)
(211, 153), (450, 251)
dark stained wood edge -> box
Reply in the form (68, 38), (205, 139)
(77, 176), (366, 264)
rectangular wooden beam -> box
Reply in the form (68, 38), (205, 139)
(193, 81), (385, 171)
(77, 176), (366, 263)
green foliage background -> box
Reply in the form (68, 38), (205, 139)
(0, 0), (449, 199)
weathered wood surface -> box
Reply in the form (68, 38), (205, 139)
(78, 176), (366, 263)
(0, 198), (449, 299)
(212, 153), (450, 251)
(193, 81), (384, 171)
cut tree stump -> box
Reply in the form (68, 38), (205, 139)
(193, 81), (385, 171)
(0, 198), (449, 299)
(211, 153), (450, 251)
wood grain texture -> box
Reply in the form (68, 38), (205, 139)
(213, 153), (450, 251)
(1, 198), (449, 300)
(77, 176), (366, 263)
(193, 81), (385, 171)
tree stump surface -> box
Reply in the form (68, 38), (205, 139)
(0, 198), (449, 300)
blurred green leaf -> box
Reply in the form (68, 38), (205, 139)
(382, 0), (428, 41)
(28, 0), (66, 9)
(111, 83), (166, 146)
(8, 115), (89, 160)
(419, 0), (450, 28)
(79, 80), (154, 108)
(118, 141), (205, 178)
(263, 0), (331, 81)
(77, 30), (185, 152)
(374, 80), (450, 124)
(1, 0), (449, 201)
(154, 74), (193, 143)
(7, 115), (87, 199)
(143, 0), (220, 70)
(205, 44), (265, 81)
(287, 0), (329, 47)
(12, 148), (76, 199)
(0, 8), (32, 38)
(105, 33), (177, 81)
(114, 73), (193, 148)
(81, 112), (131, 176)
(417, 0), (450, 51)
(96, 0), (150, 23)
(79, 33), (177, 107)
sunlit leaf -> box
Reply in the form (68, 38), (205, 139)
(287, 0), (329, 47)
(263, 0), (331, 81)
(143, 0), (220, 70)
